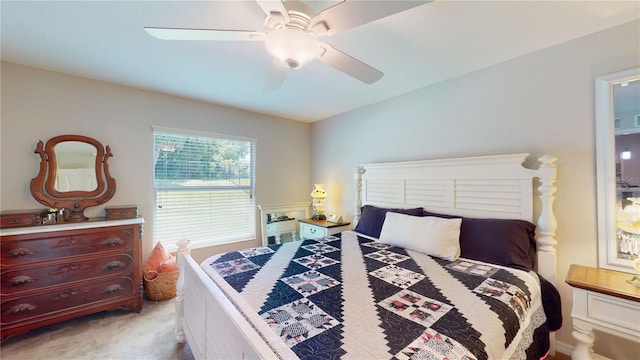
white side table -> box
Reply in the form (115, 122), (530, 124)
(298, 218), (350, 240)
(565, 264), (640, 360)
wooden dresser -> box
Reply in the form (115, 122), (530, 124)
(0, 217), (144, 343)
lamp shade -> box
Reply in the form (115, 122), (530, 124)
(310, 184), (327, 199)
(621, 148), (632, 160)
(310, 184), (327, 220)
(264, 28), (321, 69)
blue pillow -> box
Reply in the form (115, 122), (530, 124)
(459, 218), (537, 271)
(424, 210), (537, 271)
(354, 205), (423, 238)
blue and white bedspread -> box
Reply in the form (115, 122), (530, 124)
(202, 231), (551, 360)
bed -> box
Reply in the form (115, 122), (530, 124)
(174, 153), (560, 359)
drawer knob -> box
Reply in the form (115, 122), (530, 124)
(103, 284), (124, 294)
(55, 237), (84, 248)
(5, 303), (37, 315)
(51, 263), (81, 274)
(310, 228), (317, 233)
(102, 237), (123, 247)
(51, 288), (82, 302)
(9, 275), (36, 286)
(103, 261), (125, 271)
(7, 247), (36, 258)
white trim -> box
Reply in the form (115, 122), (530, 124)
(152, 125), (257, 144)
(555, 340), (574, 358)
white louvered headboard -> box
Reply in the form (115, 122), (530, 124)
(353, 153), (558, 284)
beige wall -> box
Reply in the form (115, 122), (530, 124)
(0, 62), (312, 261)
(310, 20), (640, 358)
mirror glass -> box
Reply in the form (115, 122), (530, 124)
(613, 79), (640, 263)
(257, 203), (310, 247)
(53, 141), (98, 192)
(596, 68), (640, 273)
(31, 135), (116, 222)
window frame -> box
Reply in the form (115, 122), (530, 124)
(152, 126), (257, 250)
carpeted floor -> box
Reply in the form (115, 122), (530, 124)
(0, 299), (194, 360)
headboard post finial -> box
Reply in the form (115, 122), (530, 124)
(536, 155), (558, 284)
(353, 166), (366, 226)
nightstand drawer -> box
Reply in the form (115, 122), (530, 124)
(587, 292), (640, 333)
(300, 222), (328, 239)
(298, 219), (351, 240)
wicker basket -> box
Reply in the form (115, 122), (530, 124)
(143, 270), (179, 301)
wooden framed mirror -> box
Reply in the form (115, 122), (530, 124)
(595, 67), (640, 273)
(30, 135), (116, 222)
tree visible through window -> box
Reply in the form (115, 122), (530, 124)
(153, 127), (256, 250)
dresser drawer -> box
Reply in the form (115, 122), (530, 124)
(300, 222), (329, 239)
(1, 229), (134, 266)
(1, 277), (135, 326)
(1, 254), (133, 295)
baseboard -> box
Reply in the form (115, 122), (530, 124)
(555, 340), (574, 357)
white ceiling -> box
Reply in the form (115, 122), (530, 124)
(2, 1), (639, 122)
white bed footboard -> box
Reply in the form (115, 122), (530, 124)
(175, 240), (277, 359)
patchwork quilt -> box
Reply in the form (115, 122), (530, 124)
(202, 231), (550, 360)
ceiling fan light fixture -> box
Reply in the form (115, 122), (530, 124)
(264, 28), (321, 69)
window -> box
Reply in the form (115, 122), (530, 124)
(153, 127), (256, 250)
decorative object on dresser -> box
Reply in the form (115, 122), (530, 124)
(298, 217), (350, 240)
(30, 134), (117, 222)
(0, 218), (144, 343)
(0, 209), (47, 228)
(565, 264), (640, 360)
(105, 205), (139, 220)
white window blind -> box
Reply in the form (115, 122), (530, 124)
(153, 127), (256, 250)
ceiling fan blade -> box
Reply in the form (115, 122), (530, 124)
(256, 0), (290, 23)
(144, 27), (265, 41)
(318, 43), (383, 84)
(263, 60), (288, 91)
(312, 0), (430, 36)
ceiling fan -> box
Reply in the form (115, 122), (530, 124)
(144, 0), (428, 90)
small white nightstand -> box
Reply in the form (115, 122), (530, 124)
(298, 218), (351, 240)
(267, 219), (296, 244)
(565, 264), (640, 360)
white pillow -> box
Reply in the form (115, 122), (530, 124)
(377, 212), (462, 261)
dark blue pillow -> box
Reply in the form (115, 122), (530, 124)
(424, 210), (537, 271)
(354, 205), (423, 238)
(459, 218), (536, 271)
